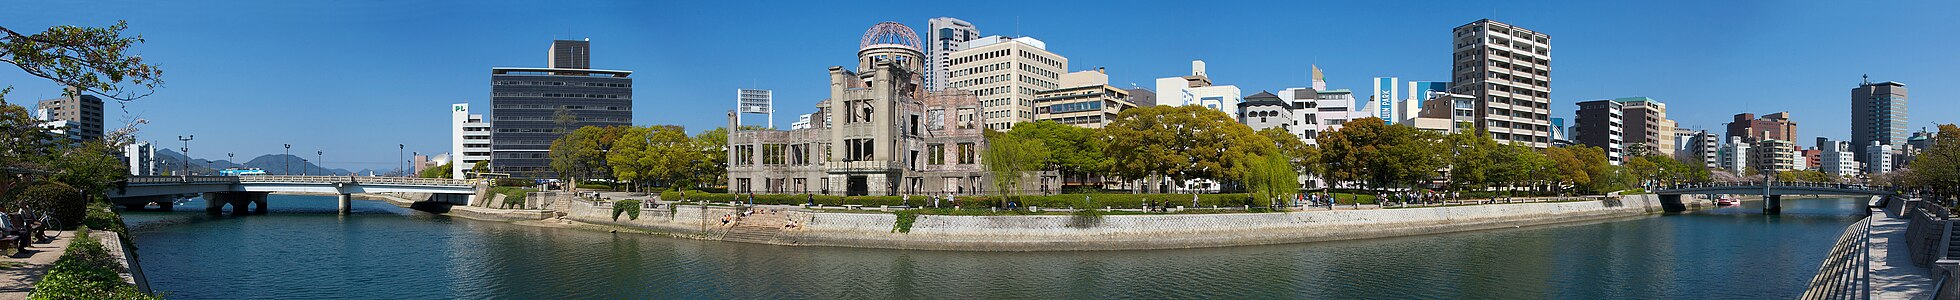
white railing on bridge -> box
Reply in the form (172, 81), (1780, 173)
(1658, 181), (1892, 192)
(125, 175), (479, 187)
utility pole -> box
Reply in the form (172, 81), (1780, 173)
(178, 135), (194, 175)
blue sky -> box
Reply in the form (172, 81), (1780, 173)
(2, 0), (1955, 170)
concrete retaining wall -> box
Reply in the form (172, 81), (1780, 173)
(555, 195), (1664, 251)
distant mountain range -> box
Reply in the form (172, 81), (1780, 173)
(154, 149), (377, 176)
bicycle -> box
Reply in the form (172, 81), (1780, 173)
(33, 214), (62, 241)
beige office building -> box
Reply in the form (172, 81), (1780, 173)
(1034, 69), (1135, 128)
(946, 36), (1067, 130)
(1450, 19), (1553, 148)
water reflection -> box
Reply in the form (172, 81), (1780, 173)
(125, 194), (1866, 299)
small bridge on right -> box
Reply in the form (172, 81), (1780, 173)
(1653, 182), (1897, 214)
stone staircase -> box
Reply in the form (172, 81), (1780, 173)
(721, 211), (788, 245)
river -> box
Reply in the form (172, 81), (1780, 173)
(121, 194), (1867, 299)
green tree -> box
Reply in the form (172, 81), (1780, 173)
(1543, 146), (1590, 195)
(549, 126), (624, 184)
(1447, 130), (1498, 192)
(419, 162), (452, 178)
(46, 142), (125, 199)
(470, 160), (489, 174)
(984, 129), (1048, 206)
(2, 20), (164, 102)
(1241, 153), (1299, 208)
(1319, 117), (1446, 191)
(1103, 105), (1271, 193)
(1907, 125), (1960, 201)
(1257, 127), (1319, 182)
(1008, 121), (1110, 188)
(609, 126), (700, 191)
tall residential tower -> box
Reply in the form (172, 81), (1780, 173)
(1450, 19), (1553, 148)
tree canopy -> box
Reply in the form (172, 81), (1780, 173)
(1102, 105), (1271, 192)
(1, 20), (163, 102)
(1318, 117), (1446, 190)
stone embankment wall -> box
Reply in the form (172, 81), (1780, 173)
(560, 195), (1665, 251)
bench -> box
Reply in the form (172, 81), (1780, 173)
(842, 205), (863, 210)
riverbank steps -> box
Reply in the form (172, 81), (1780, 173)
(551, 195), (1667, 251)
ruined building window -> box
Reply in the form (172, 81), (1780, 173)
(928, 144), (945, 165)
(927, 109), (945, 130)
(957, 143), (975, 164)
(956, 108), (976, 129)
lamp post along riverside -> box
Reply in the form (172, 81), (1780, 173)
(178, 135), (194, 175)
(284, 144), (291, 175)
(398, 144), (405, 177)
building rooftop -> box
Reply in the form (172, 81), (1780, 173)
(491, 67), (632, 77)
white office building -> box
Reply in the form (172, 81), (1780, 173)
(121, 141), (157, 176)
(1866, 142), (1893, 174)
(1818, 138), (1857, 176)
(1155, 60), (1242, 117)
(451, 103), (492, 179)
(1718, 136), (1750, 172)
(947, 35), (1066, 130)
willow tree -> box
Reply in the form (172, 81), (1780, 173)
(983, 129), (1047, 207)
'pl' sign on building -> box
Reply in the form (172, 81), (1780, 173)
(737, 89), (772, 114)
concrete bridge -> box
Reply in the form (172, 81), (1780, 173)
(108, 175), (485, 215)
(1653, 182), (1896, 214)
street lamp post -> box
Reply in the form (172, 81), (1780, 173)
(227, 153), (234, 174)
(399, 144), (405, 177)
(317, 151), (324, 176)
(178, 135), (193, 175)
(284, 144), (291, 175)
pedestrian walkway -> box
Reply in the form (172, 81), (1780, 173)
(0, 231), (78, 300)
(1868, 208), (1940, 300)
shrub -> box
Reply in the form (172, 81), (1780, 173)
(28, 227), (158, 300)
(82, 202), (125, 234)
(892, 210), (917, 233)
(15, 182), (85, 229)
(612, 199), (642, 221)
(494, 178), (532, 187)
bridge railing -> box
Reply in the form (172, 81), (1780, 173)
(1657, 181), (1892, 193)
(125, 175), (479, 187)
(236, 175), (478, 187)
(123, 176), (240, 185)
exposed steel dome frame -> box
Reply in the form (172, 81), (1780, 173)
(859, 21), (922, 51)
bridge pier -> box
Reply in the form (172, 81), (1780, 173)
(248, 192), (268, 214)
(337, 193), (352, 215)
(1765, 195), (1782, 215)
(1659, 194), (1686, 212)
(203, 192), (228, 215)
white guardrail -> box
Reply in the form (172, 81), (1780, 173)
(126, 175), (479, 187)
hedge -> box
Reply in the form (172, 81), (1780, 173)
(669, 192), (1271, 209)
(28, 227), (156, 300)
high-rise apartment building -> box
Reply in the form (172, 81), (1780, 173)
(1034, 69), (1134, 128)
(35, 87), (105, 141)
(1450, 19), (1553, 148)
(122, 141), (157, 176)
(1571, 99), (1625, 164)
(1675, 130), (1719, 169)
(451, 103), (492, 179)
(1613, 97), (1675, 157)
(1751, 138), (1796, 172)
(1851, 79), (1907, 165)
(489, 39), (633, 178)
(946, 36), (1066, 130)
(1866, 142), (1894, 174)
(925, 17), (980, 92)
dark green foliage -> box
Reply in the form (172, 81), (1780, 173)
(612, 199), (641, 221)
(892, 210), (917, 233)
(29, 228), (158, 300)
(15, 182), (83, 229)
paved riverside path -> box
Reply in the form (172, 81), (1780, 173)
(1868, 207), (1939, 300)
(0, 231), (78, 300)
